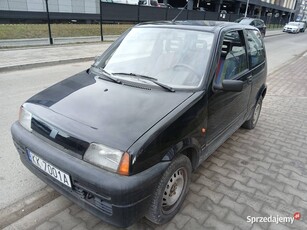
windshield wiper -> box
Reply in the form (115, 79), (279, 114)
(92, 66), (122, 84)
(113, 72), (157, 81)
(113, 72), (175, 92)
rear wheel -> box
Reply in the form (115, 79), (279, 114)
(146, 155), (191, 225)
(242, 97), (262, 130)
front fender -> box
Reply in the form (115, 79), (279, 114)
(161, 137), (202, 170)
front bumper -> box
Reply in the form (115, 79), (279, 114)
(11, 122), (169, 228)
(283, 28), (298, 33)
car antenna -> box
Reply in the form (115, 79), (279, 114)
(172, 2), (189, 23)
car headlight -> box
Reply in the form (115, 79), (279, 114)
(84, 143), (130, 176)
(19, 106), (32, 132)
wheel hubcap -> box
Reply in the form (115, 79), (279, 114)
(162, 168), (186, 213)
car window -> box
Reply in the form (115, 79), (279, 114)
(216, 30), (248, 83)
(101, 27), (214, 89)
(246, 30), (265, 68)
(239, 19), (252, 25)
(288, 22), (299, 26)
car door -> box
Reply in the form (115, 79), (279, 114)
(206, 29), (252, 149)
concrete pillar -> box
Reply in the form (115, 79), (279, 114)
(261, 7), (267, 16)
(235, 1), (241, 15)
(215, 0), (222, 13)
(187, 0), (193, 10)
(249, 4), (255, 16)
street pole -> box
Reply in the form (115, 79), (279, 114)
(288, 10), (292, 23)
(100, 0), (104, 41)
(45, 0), (53, 45)
(244, 0), (250, 18)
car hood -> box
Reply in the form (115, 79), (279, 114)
(26, 71), (194, 151)
(285, 25), (299, 29)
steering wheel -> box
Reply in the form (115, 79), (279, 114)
(172, 64), (201, 85)
(172, 64), (201, 78)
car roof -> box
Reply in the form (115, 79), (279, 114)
(135, 20), (256, 32)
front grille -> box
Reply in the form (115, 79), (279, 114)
(94, 197), (113, 215)
(73, 185), (113, 216)
(31, 117), (89, 156)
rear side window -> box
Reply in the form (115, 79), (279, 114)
(246, 30), (265, 68)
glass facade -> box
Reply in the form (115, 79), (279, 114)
(261, 0), (296, 10)
(296, 0), (307, 21)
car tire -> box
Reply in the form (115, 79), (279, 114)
(145, 155), (192, 225)
(242, 97), (263, 130)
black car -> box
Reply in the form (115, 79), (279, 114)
(11, 21), (267, 228)
(235, 17), (267, 37)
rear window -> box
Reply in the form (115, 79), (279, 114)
(239, 19), (252, 25)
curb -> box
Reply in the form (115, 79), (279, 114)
(0, 187), (60, 229)
(268, 50), (307, 77)
(265, 33), (284, 37)
(0, 57), (94, 73)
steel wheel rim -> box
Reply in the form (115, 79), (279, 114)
(162, 167), (187, 214)
(252, 102), (261, 125)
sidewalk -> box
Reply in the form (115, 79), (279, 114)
(0, 29), (284, 73)
(0, 42), (111, 72)
(2, 51), (307, 230)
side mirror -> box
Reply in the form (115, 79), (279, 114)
(214, 79), (244, 92)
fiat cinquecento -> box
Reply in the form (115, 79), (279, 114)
(11, 21), (267, 227)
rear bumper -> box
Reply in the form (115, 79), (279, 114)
(11, 122), (169, 228)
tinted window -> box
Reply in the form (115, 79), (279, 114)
(246, 30), (265, 68)
(216, 30), (248, 82)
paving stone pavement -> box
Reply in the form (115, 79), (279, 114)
(4, 54), (307, 230)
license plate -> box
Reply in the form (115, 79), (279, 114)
(27, 150), (72, 188)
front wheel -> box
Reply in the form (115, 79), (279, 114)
(146, 155), (192, 225)
(242, 97), (263, 130)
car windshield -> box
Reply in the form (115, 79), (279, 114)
(95, 27), (214, 89)
(288, 22), (299, 26)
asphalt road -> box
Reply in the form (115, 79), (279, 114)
(0, 61), (91, 210)
(1, 31), (307, 214)
(264, 31), (307, 74)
